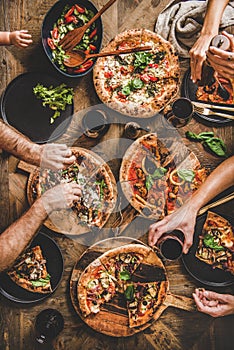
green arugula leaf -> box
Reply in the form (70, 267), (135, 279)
(124, 284), (135, 300)
(33, 83), (74, 124)
(203, 233), (225, 251)
(119, 270), (131, 281)
(177, 169), (195, 182)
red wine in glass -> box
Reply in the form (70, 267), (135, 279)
(35, 309), (64, 346)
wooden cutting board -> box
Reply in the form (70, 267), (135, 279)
(70, 237), (196, 337)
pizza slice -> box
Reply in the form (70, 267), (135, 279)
(196, 211), (234, 274)
(7, 246), (52, 293)
(99, 244), (150, 292)
(124, 281), (167, 328)
(77, 259), (117, 317)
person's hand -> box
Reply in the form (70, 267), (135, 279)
(193, 288), (234, 317)
(9, 30), (32, 48)
(40, 144), (76, 170)
(148, 202), (198, 254)
(206, 31), (234, 80)
(189, 33), (214, 83)
(41, 182), (82, 214)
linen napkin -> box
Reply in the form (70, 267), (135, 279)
(155, 0), (234, 58)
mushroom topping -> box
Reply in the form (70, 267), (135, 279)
(142, 155), (158, 176)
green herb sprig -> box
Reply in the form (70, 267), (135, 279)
(33, 83), (74, 124)
(185, 131), (227, 157)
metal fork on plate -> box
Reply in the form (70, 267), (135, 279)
(193, 105), (234, 121)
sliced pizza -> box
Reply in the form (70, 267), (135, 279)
(99, 244), (150, 292)
(77, 259), (117, 317)
(124, 281), (168, 328)
(196, 211), (234, 274)
(7, 245), (52, 293)
(28, 147), (117, 230)
(93, 28), (179, 118)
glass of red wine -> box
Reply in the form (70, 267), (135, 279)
(156, 230), (184, 261)
(164, 97), (194, 128)
(34, 309), (64, 346)
(82, 109), (109, 138)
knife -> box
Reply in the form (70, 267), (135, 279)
(192, 101), (234, 112)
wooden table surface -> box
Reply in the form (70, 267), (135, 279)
(0, 1), (234, 349)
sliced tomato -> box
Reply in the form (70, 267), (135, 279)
(47, 38), (56, 50)
(75, 4), (85, 13)
(51, 27), (59, 39)
(64, 6), (75, 18)
(89, 44), (97, 51)
(89, 28), (97, 39)
(140, 74), (150, 83)
(149, 63), (158, 68)
(82, 59), (94, 69)
(104, 71), (113, 79)
(65, 15), (77, 24)
(148, 75), (158, 82)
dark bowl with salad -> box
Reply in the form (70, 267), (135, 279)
(42, 0), (103, 78)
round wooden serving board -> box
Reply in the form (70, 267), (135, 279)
(70, 237), (196, 337)
(26, 147), (117, 235)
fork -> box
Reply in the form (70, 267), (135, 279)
(194, 105), (234, 120)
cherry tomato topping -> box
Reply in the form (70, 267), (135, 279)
(65, 15), (77, 24)
(89, 44), (96, 51)
(104, 71), (113, 79)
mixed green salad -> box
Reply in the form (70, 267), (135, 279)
(47, 3), (99, 74)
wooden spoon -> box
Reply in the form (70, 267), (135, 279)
(64, 46), (152, 67)
(59, 0), (117, 51)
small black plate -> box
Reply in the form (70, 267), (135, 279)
(182, 212), (234, 287)
(0, 72), (74, 143)
(0, 232), (64, 304)
(182, 69), (233, 124)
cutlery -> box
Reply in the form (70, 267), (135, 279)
(64, 46), (152, 67)
(59, 0), (117, 51)
(193, 105), (234, 120)
(192, 101), (234, 112)
(198, 192), (234, 216)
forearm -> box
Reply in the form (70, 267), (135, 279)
(0, 31), (11, 45)
(0, 119), (41, 166)
(189, 156), (234, 212)
(0, 198), (48, 271)
(201, 0), (230, 37)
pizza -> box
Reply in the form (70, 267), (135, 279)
(7, 246), (52, 293)
(28, 147), (117, 231)
(120, 133), (208, 220)
(77, 244), (168, 327)
(125, 281), (167, 327)
(196, 211), (234, 274)
(93, 29), (179, 118)
(196, 77), (233, 104)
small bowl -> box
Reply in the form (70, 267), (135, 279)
(41, 0), (103, 78)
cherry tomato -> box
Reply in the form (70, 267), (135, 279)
(89, 28), (97, 39)
(65, 15), (77, 24)
(47, 38), (56, 50)
(89, 44), (97, 51)
(148, 75), (158, 82)
(64, 6), (75, 18)
(75, 4), (85, 13)
(104, 71), (113, 79)
(52, 27), (59, 39)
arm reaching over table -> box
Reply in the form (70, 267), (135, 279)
(0, 183), (82, 272)
(148, 156), (234, 254)
(0, 119), (76, 170)
(189, 0), (230, 83)
(193, 289), (234, 317)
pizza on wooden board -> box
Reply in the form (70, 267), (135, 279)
(77, 244), (168, 328)
(7, 246), (52, 293)
(196, 211), (234, 274)
(93, 28), (179, 118)
(28, 147), (117, 229)
(120, 133), (208, 220)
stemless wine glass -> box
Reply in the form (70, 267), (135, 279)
(34, 309), (64, 346)
(82, 109), (109, 138)
(163, 97), (194, 128)
(156, 230), (184, 261)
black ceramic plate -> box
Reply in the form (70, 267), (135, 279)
(0, 72), (74, 143)
(0, 232), (64, 304)
(182, 212), (234, 287)
(41, 0), (103, 78)
(182, 69), (233, 124)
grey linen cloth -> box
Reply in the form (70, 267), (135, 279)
(155, 0), (234, 58)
